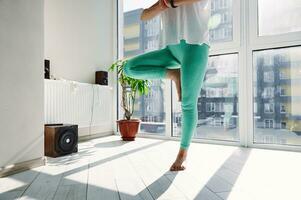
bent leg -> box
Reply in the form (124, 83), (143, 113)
(180, 44), (209, 149)
(123, 47), (180, 80)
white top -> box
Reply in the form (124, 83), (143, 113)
(159, 0), (211, 48)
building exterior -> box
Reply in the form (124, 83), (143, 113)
(198, 61), (238, 129)
(123, 0), (235, 134)
(123, 9), (161, 59)
(254, 49), (301, 144)
(123, 9), (165, 134)
(210, 0), (233, 42)
(123, 9), (144, 58)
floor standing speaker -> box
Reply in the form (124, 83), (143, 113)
(44, 124), (78, 157)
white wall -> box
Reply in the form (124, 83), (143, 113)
(44, 0), (114, 84)
(0, 0), (44, 167)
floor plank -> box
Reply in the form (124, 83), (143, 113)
(127, 148), (188, 200)
(1, 135), (301, 200)
(0, 169), (40, 200)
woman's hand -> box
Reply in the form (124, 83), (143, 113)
(159, 0), (171, 9)
(140, 1), (169, 21)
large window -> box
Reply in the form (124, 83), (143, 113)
(121, 0), (236, 136)
(119, 0), (301, 150)
(122, 0), (166, 135)
(210, 0), (234, 43)
(172, 54), (239, 141)
(258, 0), (301, 36)
(253, 47), (301, 146)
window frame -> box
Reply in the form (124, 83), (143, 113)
(249, 0), (301, 48)
(247, 0), (301, 151)
(115, 0), (301, 151)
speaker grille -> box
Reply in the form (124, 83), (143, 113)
(58, 129), (77, 152)
(54, 126), (78, 154)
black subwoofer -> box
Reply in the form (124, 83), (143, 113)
(44, 124), (78, 157)
(95, 71), (108, 85)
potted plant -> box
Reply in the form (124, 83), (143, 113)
(108, 59), (151, 141)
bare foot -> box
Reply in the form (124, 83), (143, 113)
(169, 148), (187, 171)
(166, 68), (182, 102)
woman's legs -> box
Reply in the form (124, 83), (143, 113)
(179, 43), (209, 149)
(123, 46), (180, 80)
(123, 40), (209, 171)
(169, 42), (209, 171)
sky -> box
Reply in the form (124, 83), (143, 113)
(123, 0), (156, 12)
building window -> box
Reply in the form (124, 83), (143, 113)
(264, 103), (274, 113)
(253, 46), (301, 146)
(209, 0), (233, 42)
(281, 121), (287, 129)
(262, 87), (274, 98)
(279, 71), (289, 80)
(258, 0), (301, 36)
(263, 71), (274, 82)
(264, 119), (274, 129)
(279, 87), (287, 96)
(280, 103), (286, 113)
(206, 102), (216, 112)
(216, 102), (224, 112)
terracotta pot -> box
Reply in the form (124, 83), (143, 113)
(117, 118), (141, 141)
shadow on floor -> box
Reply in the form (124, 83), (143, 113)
(194, 147), (252, 200)
(2, 139), (251, 200)
(94, 140), (128, 148)
(1, 140), (171, 199)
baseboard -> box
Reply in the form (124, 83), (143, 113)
(0, 157), (45, 178)
(0, 132), (114, 177)
(78, 125), (113, 137)
(79, 131), (114, 142)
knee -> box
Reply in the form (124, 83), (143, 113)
(181, 92), (199, 109)
(181, 99), (197, 111)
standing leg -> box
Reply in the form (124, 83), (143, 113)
(180, 43), (209, 149)
(169, 43), (209, 171)
(123, 47), (180, 80)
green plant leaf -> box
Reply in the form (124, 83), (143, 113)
(110, 58), (151, 120)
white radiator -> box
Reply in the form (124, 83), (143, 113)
(44, 79), (114, 137)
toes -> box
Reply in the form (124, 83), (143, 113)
(171, 165), (185, 171)
(178, 165), (185, 171)
(170, 162), (186, 171)
(170, 164), (176, 171)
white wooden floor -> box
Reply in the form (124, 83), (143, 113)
(1, 135), (301, 200)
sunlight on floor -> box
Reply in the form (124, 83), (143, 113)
(1, 135), (301, 200)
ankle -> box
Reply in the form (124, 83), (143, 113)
(178, 149), (187, 157)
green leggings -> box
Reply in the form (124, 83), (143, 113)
(123, 39), (209, 149)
